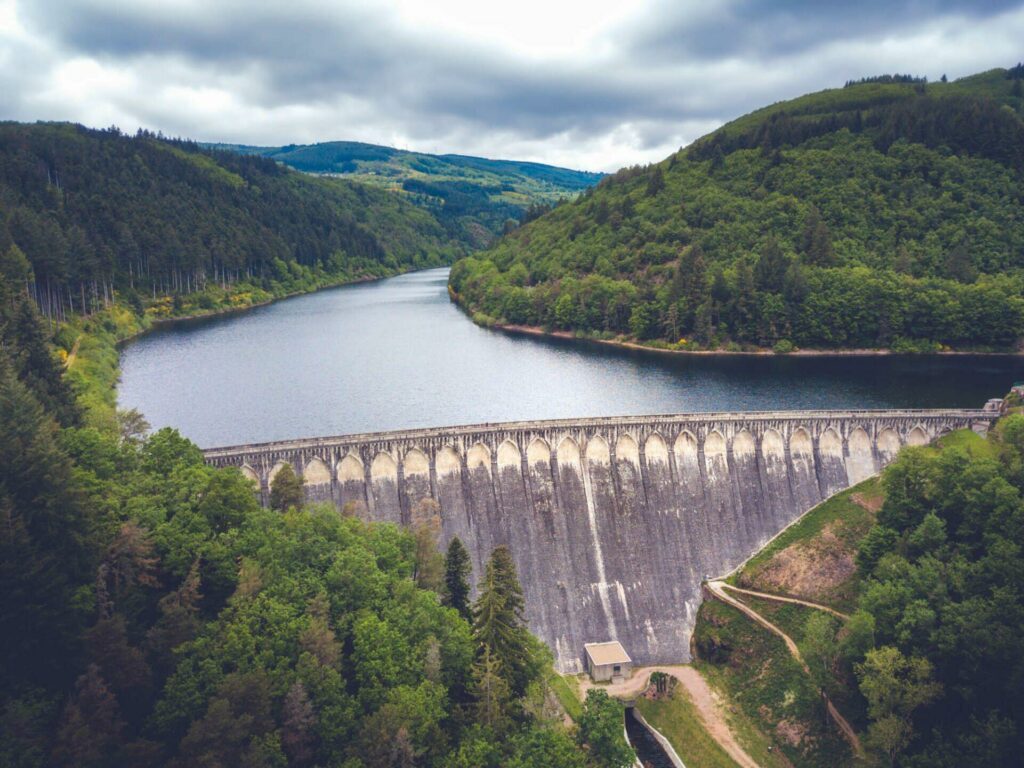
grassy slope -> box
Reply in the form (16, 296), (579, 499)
(635, 685), (740, 768)
(694, 599), (851, 768)
(730, 480), (881, 613)
(551, 674), (583, 721)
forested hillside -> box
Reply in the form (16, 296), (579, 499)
(451, 67), (1024, 352)
(0, 122), (461, 324)
(0, 255), (630, 766)
(695, 421), (1024, 767)
(210, 140), (604, 249)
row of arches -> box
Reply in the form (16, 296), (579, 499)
(242, 423), (931, 489)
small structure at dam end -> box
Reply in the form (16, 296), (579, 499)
(203, 409), (993, 672)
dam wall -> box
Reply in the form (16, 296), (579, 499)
(203, 409), (991, 672)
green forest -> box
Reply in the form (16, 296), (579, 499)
(0, 122), (463, 324)
(0, 256), (634, 767)
(451, 67), (1024, 352)
(846, 422), (1024, 765)
(209, 140), (604, 250)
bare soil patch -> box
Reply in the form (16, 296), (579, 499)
(741, 523), (856, 602)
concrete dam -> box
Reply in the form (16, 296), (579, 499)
(204, 409), (992, 672)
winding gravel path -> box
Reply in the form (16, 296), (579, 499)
(707, 581), (864, 757)
(720, 583), (851, 620)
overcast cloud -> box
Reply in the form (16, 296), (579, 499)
(1, 0), (1022, 171)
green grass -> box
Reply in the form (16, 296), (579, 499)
(934, 428), (994, 458)
(550, 674), (583, 721)
(635, 684), (740, 768)
(731, 594), (869, 731)
(728, 479), (879, 613)
(737, 594), (820, 642)
(733, 478), (880, 582)
(693, 600), (854, 768)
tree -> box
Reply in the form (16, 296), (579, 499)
(802, 612), (840, 721)
(856, 646), (942, 765)
(671, 244), (708, 327)
(270, 463), (303, 511)
(85, 614), (152, 701)
(628, 301), (658, 339)
(102, 521), (160, 602)
(52, 665), (125, 767)
(944, 244), (977, 283)
(282, 681), (317, 766)
(732, 262), (758, 342)
(508, 727), (586, 768)
(754, 237), (789, 292)
(472, 546), (532, 696)
(146, 560), (202, 674)
(444, 537), (473, 620)
(646, 167), (665, 197)
(412, 498), (444, 591)
(472, 646), (512, 731)
(577, 690), (635, 768)
(0, 351), (94, 692)
(116, 408), (150, 446)
(800, 205), (835, 266)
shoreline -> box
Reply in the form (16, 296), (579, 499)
(118, 270), (418, 347)
(490, 322), (1023, 358)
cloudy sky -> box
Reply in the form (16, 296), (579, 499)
(1, 0), (1022, 171)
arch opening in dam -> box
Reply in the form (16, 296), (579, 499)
(207, 409), (993, 673)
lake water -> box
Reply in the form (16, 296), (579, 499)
(118, 267), (1023, 448)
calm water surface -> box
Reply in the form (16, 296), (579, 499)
(118, 268), (1024, 448)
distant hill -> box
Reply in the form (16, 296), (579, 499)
(206, 140), (604, 249)
(451, 67), (1024, 352)
(0, 123), (461, 321)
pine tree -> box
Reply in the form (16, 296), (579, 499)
(754, 237), (789, 292)
(5, 286), (80, 428)
(0, 351), (93, 691)
(146, 560), (202, 674)
(472, 546), (532, 696)
(443, 537), (473, 620)
(670, 244), (707, 329)
(645, 167), (665, 197)
(52, 665), (125, 767)
(800, 205), (835, 266)
(472, 646), (511, 731)
(733, 262), (758, 342)
(85, 614), (152, 700)
(270, 463), (303, 511)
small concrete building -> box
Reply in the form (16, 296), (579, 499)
(584, 641), (632, 683)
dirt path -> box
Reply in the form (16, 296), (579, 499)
(720, 583), (851, 620)
(707, 581), (864, 757)
(581, 665), (759, 768)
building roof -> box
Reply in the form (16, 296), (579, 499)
(584, 641), (632, 666)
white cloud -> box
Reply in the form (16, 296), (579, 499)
(2, 0), (1023, 172)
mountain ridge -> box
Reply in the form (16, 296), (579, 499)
(450, 66), (1024, 353)
(206, 139), (604, 248)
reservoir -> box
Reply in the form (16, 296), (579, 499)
(119, 267), (1024, 448)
